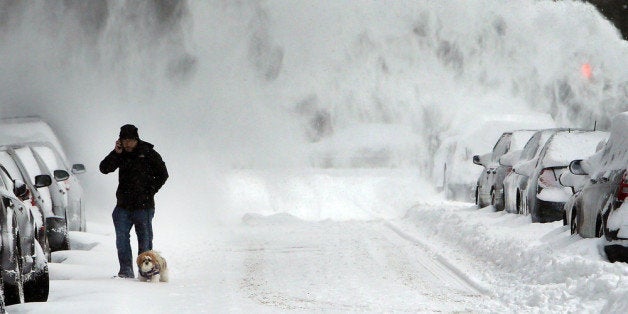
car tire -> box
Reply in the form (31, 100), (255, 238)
(516, 191), (521, 214)
(0, 275), (5, 312)
(595, 214), (603, 238)
(3, 227), (24, 305)
(47, 217), (70, 252)
(24, 241), (49, 303)
(570, 210), (578, 235)
(491, 188), (504, 211)
(490, 188), (495, 208)
(604, 244), (628, 263)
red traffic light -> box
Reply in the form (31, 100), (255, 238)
(581, 63), (592, 79)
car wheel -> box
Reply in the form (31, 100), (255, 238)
(47, 217), (70, 252)
(492, 188), (505, 211)
(570, 210), (578, 235)
(490, 189), (495, 207)
(0, 275), (5, 312)
(604, 244), (628, 263)
(516, 191), (521, 214)
(595, 214), (603, 238)
(24, 241), (49, 303)
(3, 228), (24, 305)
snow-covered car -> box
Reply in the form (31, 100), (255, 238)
(502, 128), (577, 214)
(28, 142), (86, 232)
(435, 128), (494, 202)
(0, 151), (54, 260)
(561, 158), (604, 237)
(514, 130), (609, 223)
(562, 113), (628, 262)
(0, 145), (72, 252)
(559, 139), (607, 233)
(473, 129), (538, 210)
(0, 164), (50, 305)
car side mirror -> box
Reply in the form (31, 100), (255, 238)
(71, 164), (86, 174)
(54, 169), (70, 181)
(13, 179), (28, 199)
(569, 159), (588, 175)
(34, 174), (52, 188)
(499, 149), (522, 167)
(513, 159), (535, 176)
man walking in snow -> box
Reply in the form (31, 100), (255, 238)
(100, 124), (169, 278)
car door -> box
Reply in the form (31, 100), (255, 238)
(578, 170), (613, 237)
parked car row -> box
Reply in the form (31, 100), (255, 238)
(472, 112), (628, 263)
(475, 127), (609, 218)
(0, 117), (86, 308)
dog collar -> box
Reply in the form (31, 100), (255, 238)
(139, 263), (160, 279)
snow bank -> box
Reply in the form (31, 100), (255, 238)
(404, 203), (628, 312)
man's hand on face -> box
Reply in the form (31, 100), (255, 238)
(115, 140), (123, 154)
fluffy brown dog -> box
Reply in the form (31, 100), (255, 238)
(137, 250), (169, 283)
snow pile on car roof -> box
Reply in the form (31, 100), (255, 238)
(510, 130), (538, 151)
(0, 116), (69, 165)
(542, 131), (609, 168)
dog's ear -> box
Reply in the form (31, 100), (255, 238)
(147, 251), (157, 262)
(136, 253), (144, 266)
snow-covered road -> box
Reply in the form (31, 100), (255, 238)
(7, 170), (628, 313)
(233, 214), (500, 312)
(9, 211), (503, 313)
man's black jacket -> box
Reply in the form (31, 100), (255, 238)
(99, 141), (168, 210)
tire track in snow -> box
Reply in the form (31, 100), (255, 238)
(237, 216), (501, 312)
(384, 221), (492, 296)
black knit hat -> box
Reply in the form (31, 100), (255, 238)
(119, 124), (139, 140)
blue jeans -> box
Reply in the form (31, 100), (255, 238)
(112, 206), (154, 277)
